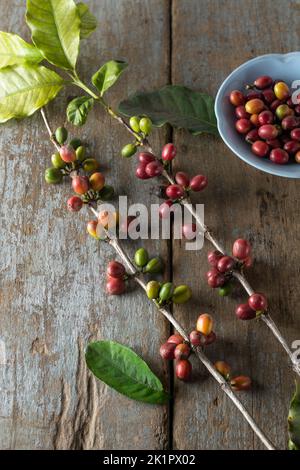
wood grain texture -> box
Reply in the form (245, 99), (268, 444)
(0, 0), (170, 450)
(172, 0), (300, 450)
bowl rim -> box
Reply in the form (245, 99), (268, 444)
(215, 51), (300, 178)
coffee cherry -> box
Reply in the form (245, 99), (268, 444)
(145, 160), (163, 177)
(89, 172), (105, 191)
(159, 282), (174, 302)
(266, 138), (281, 149)
(162, 143), (177, 161)
(207, 250), (223, 267)
(106, 276), (126, 295)
(250, 114), (259, 127)
(218, 282), (233, 297)
(129, 116), (141, 133)
(87, 220), (100, 240)
(291, 128), (300, 141)
(295, 151), (300, 163)
(51, 152), (66, 169)
(230, 375), (251, 391)
(165, 184), (184, 200)
(67, 195), (83, 212)
(75, 145), (86, 162)
(60, 144), (76, 163)
(189, 330), (202, 346)
(245, 99), (264, 115)
(196, 313), (213, 336)
(138, 152), (155, 164)
(274, 81), (290, 100)
(235, 303), (256, 320)
(284, 140), (300, 155)
(55, 126), (68, 145)
(217, 256), (235, 273)
(236, 118), (252, 134)
(174, 343), (191, 360)
(176, 359), (192, 381)
(246, 90), (262, 101)
(281, 116), (300, 131)
(134, 248), (149, 267)
(243, 256), (253, 268)
(214, 361), (231, 380)
(229, 90), (245, 106)
(276, 104), (293, 120)
(248, 293), (268, 312)
(159, 200), (173, 219)
(69, 138), (82, 150)
(172, 285), (192, 304)
(146, 280), (161, 300)
(258, 110), (274, 125)
(72, 175), (89, 194)
(144, 257), (163, 274)
(182, 223), (197, 240)
(232, 239), (251, 260)
(83, 158), (100, 173)
(270, 148), (289, 164)
(139, 117), (152, 135)
(202, 331), (216, 346)
(119, 215), (136, 236)
(121, 143), (136, 158)
(190, 174), (208, 192)
(99, 185), (115, 201)
(136, 164), (150, 180)
(107, 261), (126, 279)
(262, 88), (276, 104)
(45, 167), (63, 184)
(295, 105), (300, 115)
(175, 171), (190, 187)
(245, 129), (259, 144)
(98, 210), (119, 229)
(160, 342), (176, 360)
(252, 140), (269, 157)
(258, 124), (278, 140)
(207, 270), (225, 288)
(254, 75), (273, 90)
(167, 334), (184, 345)
(235, 106), (250, 119)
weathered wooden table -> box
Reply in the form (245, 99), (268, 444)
(1, 0), (299, 450)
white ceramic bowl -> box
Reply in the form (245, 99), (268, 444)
(215, 52), (300, 178)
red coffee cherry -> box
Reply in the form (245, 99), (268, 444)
(189, 330), (202, 346)
(262, 88), (276, 104)
(232, 238), (251, 260)
(248, 293), (268, 311)
(207, 250), (223, 267)
(106, 276), (126, 295)
(235, 106), (250, 119)
(72, 175), (90, 195)
(167, 334), (184, 345)
(159, 200), (173, 219)
(107, 261), (126, 279)
(269, 148), (289, 164)
(290, 128), (300, 141)
(182, 223), (197, 240)
(235, 303), (256, 320)
(175, 171), (190, 187)
(67, 196), (83, 212)
(202, 331), (217, 346)
(252, 141), (269, 157)
(145, 160), (163, 177)
(217, 256), (235, 273)
(138, 152), (155, 164)
(229, 90), (245, 106)
(258, 124), (278, 140)
(281, 116), (300, 131)
(254, 75), (273, 90)
(165, 184), (184, 200)
(284, 140), (300, 155)
(175, 359), (192, 381)
(235, 118), (252, 134)
(189, 175), (208, 192)
(159, 342), (176, 360)
(258, 110), (274, 125)
(162, 143), (177, 161)
(136, 164), (151, 179)
(246, 90), (263, 101)
(206, 269), (225, 288)
(174, 343), (191, 360)
(230, 375), (251, 391)
(60, 144), (76, 163)
(245, 129), (259, 144)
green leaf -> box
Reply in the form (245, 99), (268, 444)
(119, 85), (218, 136)
(288, 380), (300, 450)
(0, 32), (43, 69)
(86, 340), (169, 404)
(77, 2), (97, 39)
(0, 64), (64, 123)
(92, 60), (128, 96)
(26, 0), (80, 70)
(67, 95), (94, 126)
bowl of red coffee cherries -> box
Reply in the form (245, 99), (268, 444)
(215, 52), (300, 177)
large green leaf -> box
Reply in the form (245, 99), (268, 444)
(77, 2), (97, 39)
(86, 341), (169, 404)
(0, 32), (43, 69)
(26, 0), (80, 70)
(119, 85), (218, 136)
(288, 380), (300, 450)
(67, 95), (94, 126)
(92, 60), (128, 96)
(0, 65), (64, 123)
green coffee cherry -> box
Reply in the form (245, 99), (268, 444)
(51, 152), (66, 169)
(134, 248), (149, 267)
(76, 145), (86, 162)
(172, 285), (192, 304)
(146, 280), (160, 300)
(159, 282), (174, 302)
(144, 257), (163, 274)
(139, 117), (152, 135)
(55, 127), (68, 145)
(69, 138), (82, 150)
(121, 143), (137, 158)
(218, 283), (233, 297)
(129, 116), (141, 133)
(45, 167), (63, 184)
(99, 185), (115, 201)
(83, 158), (99, 172)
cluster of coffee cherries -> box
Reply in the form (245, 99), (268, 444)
(214, 361), (251, 392)
(146, 280), (192, 306)
(121, 116), (153, 158)
(134, 247), (163, 274)
(106, 260), (127, 295)
(230, 75), (300, 164)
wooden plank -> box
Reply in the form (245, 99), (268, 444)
(0, 0), (171, 449)
(171, 0), (300, 450)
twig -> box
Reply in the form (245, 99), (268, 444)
(40, 108), (61, 152)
